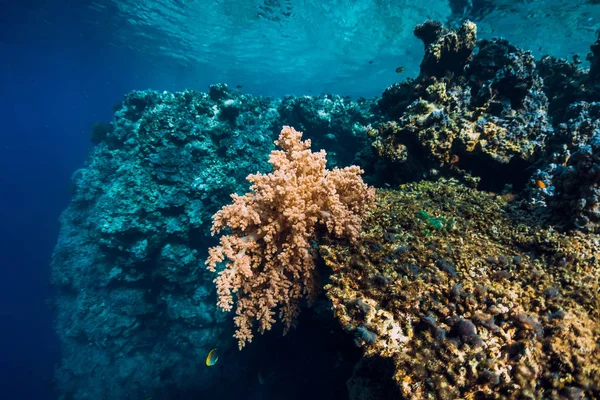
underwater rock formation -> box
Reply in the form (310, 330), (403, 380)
(51, 86), (279, 399)
(529, 101), (600, 233)
(415, 19), (477, 78)
(278, 94), (380, 169)
(51, 85), (378, 399)
(371, 21), (553, 190)
(322, 179), (600, 399)
(50, 18), (600, 400)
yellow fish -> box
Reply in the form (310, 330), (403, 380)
(205, 348), (219, 366)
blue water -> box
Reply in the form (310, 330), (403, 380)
(1, 1), (599, 399)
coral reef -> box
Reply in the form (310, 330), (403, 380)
(50, 18), (600, 400)
(51, 86), (279, 399)
(371, 21), (552, 190)
(322, 179), (600, 399)
(50, 85), (378, 399)
(277, 94), (380, 169)
(370, 23), (600, 236)
(529, 101), (600, 232)
(546, 106), (600, 232)
(207, 126), (375, 349)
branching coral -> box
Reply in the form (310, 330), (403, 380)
(206, 126), (375, 349)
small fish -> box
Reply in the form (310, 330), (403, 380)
(395, 66), (405, 73)
(205, 348), (219, 366)
(235, 84), (243, 89)
(535, 180), (546, 189)
(368, 60), (373, 64)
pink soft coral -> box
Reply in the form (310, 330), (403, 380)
(206, 126), (375, 349)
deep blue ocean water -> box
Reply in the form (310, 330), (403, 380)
(2, 1), (600, 399)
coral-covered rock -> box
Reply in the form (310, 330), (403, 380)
(322, 179), (600, 399)
(537, 55), (589, 122)
(529, 102), (600, 232)
(371, 21), (552, 190)
(51, 85), (380, 399)
(415, 20), (477, 78)
(277, 94), (380, 168)
(51, 86), (279, 399)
